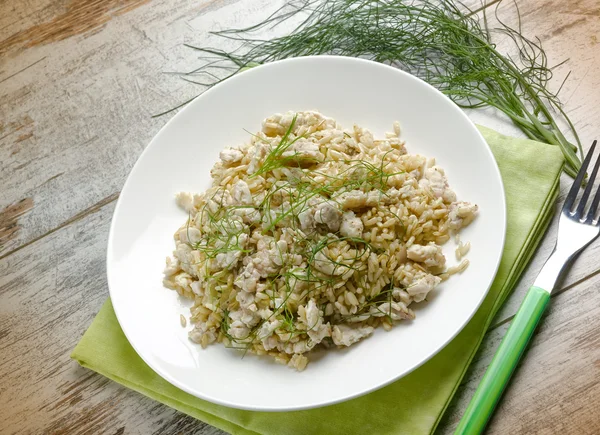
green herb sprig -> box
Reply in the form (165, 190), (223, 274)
(160, 0), (582, 176)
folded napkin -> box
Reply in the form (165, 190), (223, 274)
(72, 126), (564, 435)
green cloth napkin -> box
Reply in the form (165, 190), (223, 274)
(72, 126), (564, 435)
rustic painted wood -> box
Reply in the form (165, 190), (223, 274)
(0, 0), (599, 433)
(0, 203), (225, 434)
(470, 0), (600, 327)
(0, 0), (277, 256)
(439, 276), (600, 434)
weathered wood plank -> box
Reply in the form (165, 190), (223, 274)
(0, 202), (225, 434)
(1, 0), (599, 433)
(438, 275), (600, 434)
(0, 0), (280, 257)
(443, 0), (600, 428)
(0, 0), (518, 258)
(474, 0), (600, 326)
(0, 0), (152, 56)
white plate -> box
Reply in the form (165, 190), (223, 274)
(107, 56), (506, 411)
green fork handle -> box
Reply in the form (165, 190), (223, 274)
(455, 286), (551, 434)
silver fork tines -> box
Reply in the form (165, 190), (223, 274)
(534, 141), (600, 292)
(565, 140), (600, 223)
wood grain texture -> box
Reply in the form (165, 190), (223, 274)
(0, 197), (34, 251)
(439, 277), (600, 434)
(0, 0), (599, 433)
(0, 203), (224, 434)
(478, 0), (600, 327)
(442, 0), (600, 430)
(0, 0), (278, 257)
(0, 0), (150, 55)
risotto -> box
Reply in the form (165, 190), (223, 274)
(163, 111), (478, 371)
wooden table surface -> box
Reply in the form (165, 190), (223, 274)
(1, 0), (599, 433)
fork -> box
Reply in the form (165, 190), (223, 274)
(455, 141), (600, 435)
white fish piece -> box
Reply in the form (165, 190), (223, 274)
(236, 290), (255, 309)
(229, 307), (260, 330)
(173, 272), (193, 292)
(336, 189), (381, 210)
(232, 180), (253, 205)
(392, 287), (411, 304)
(215, 250), (242, 269)
(262, 335), (279, 351)
(175, 192), (196, 213)
(234, 207), (261, 225)
(339, 211), (364, 238)
(252, 247), (283, 278)
(331, 324), (374, 347)
(163, 256), (180, 276)
(288, 354), (309, 371)
(407, 242), (446, 269)
(419, 166), (457, 203)
(448, 201), (478, 230)
(371, 301), (415, 321)
(263, 111), (336, 136)
(272, 240), (289, 266)
(258, 319), (282, 340)
(313, 201), (342, 232)
(247, 142), (269, 174)
(219, 147), (244, 165)
(312, 250), (346, 276)
(279, 339), (316, 355)
(228, 320), (251, 340)
(406, 274), (441, 302)
(215, 233), (248, 270)
(178, 227), (202, 244)
(299, 299), (331, 344)
(189, 323), (217, 345)
(282, 138), (325, 162)
(336, 190), (369, 209)
(298, 208), (315, 232)
(190, 280), (203, 296)
(234, 262), (261, 292)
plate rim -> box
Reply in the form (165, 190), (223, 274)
(106, 55), (507, 411)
